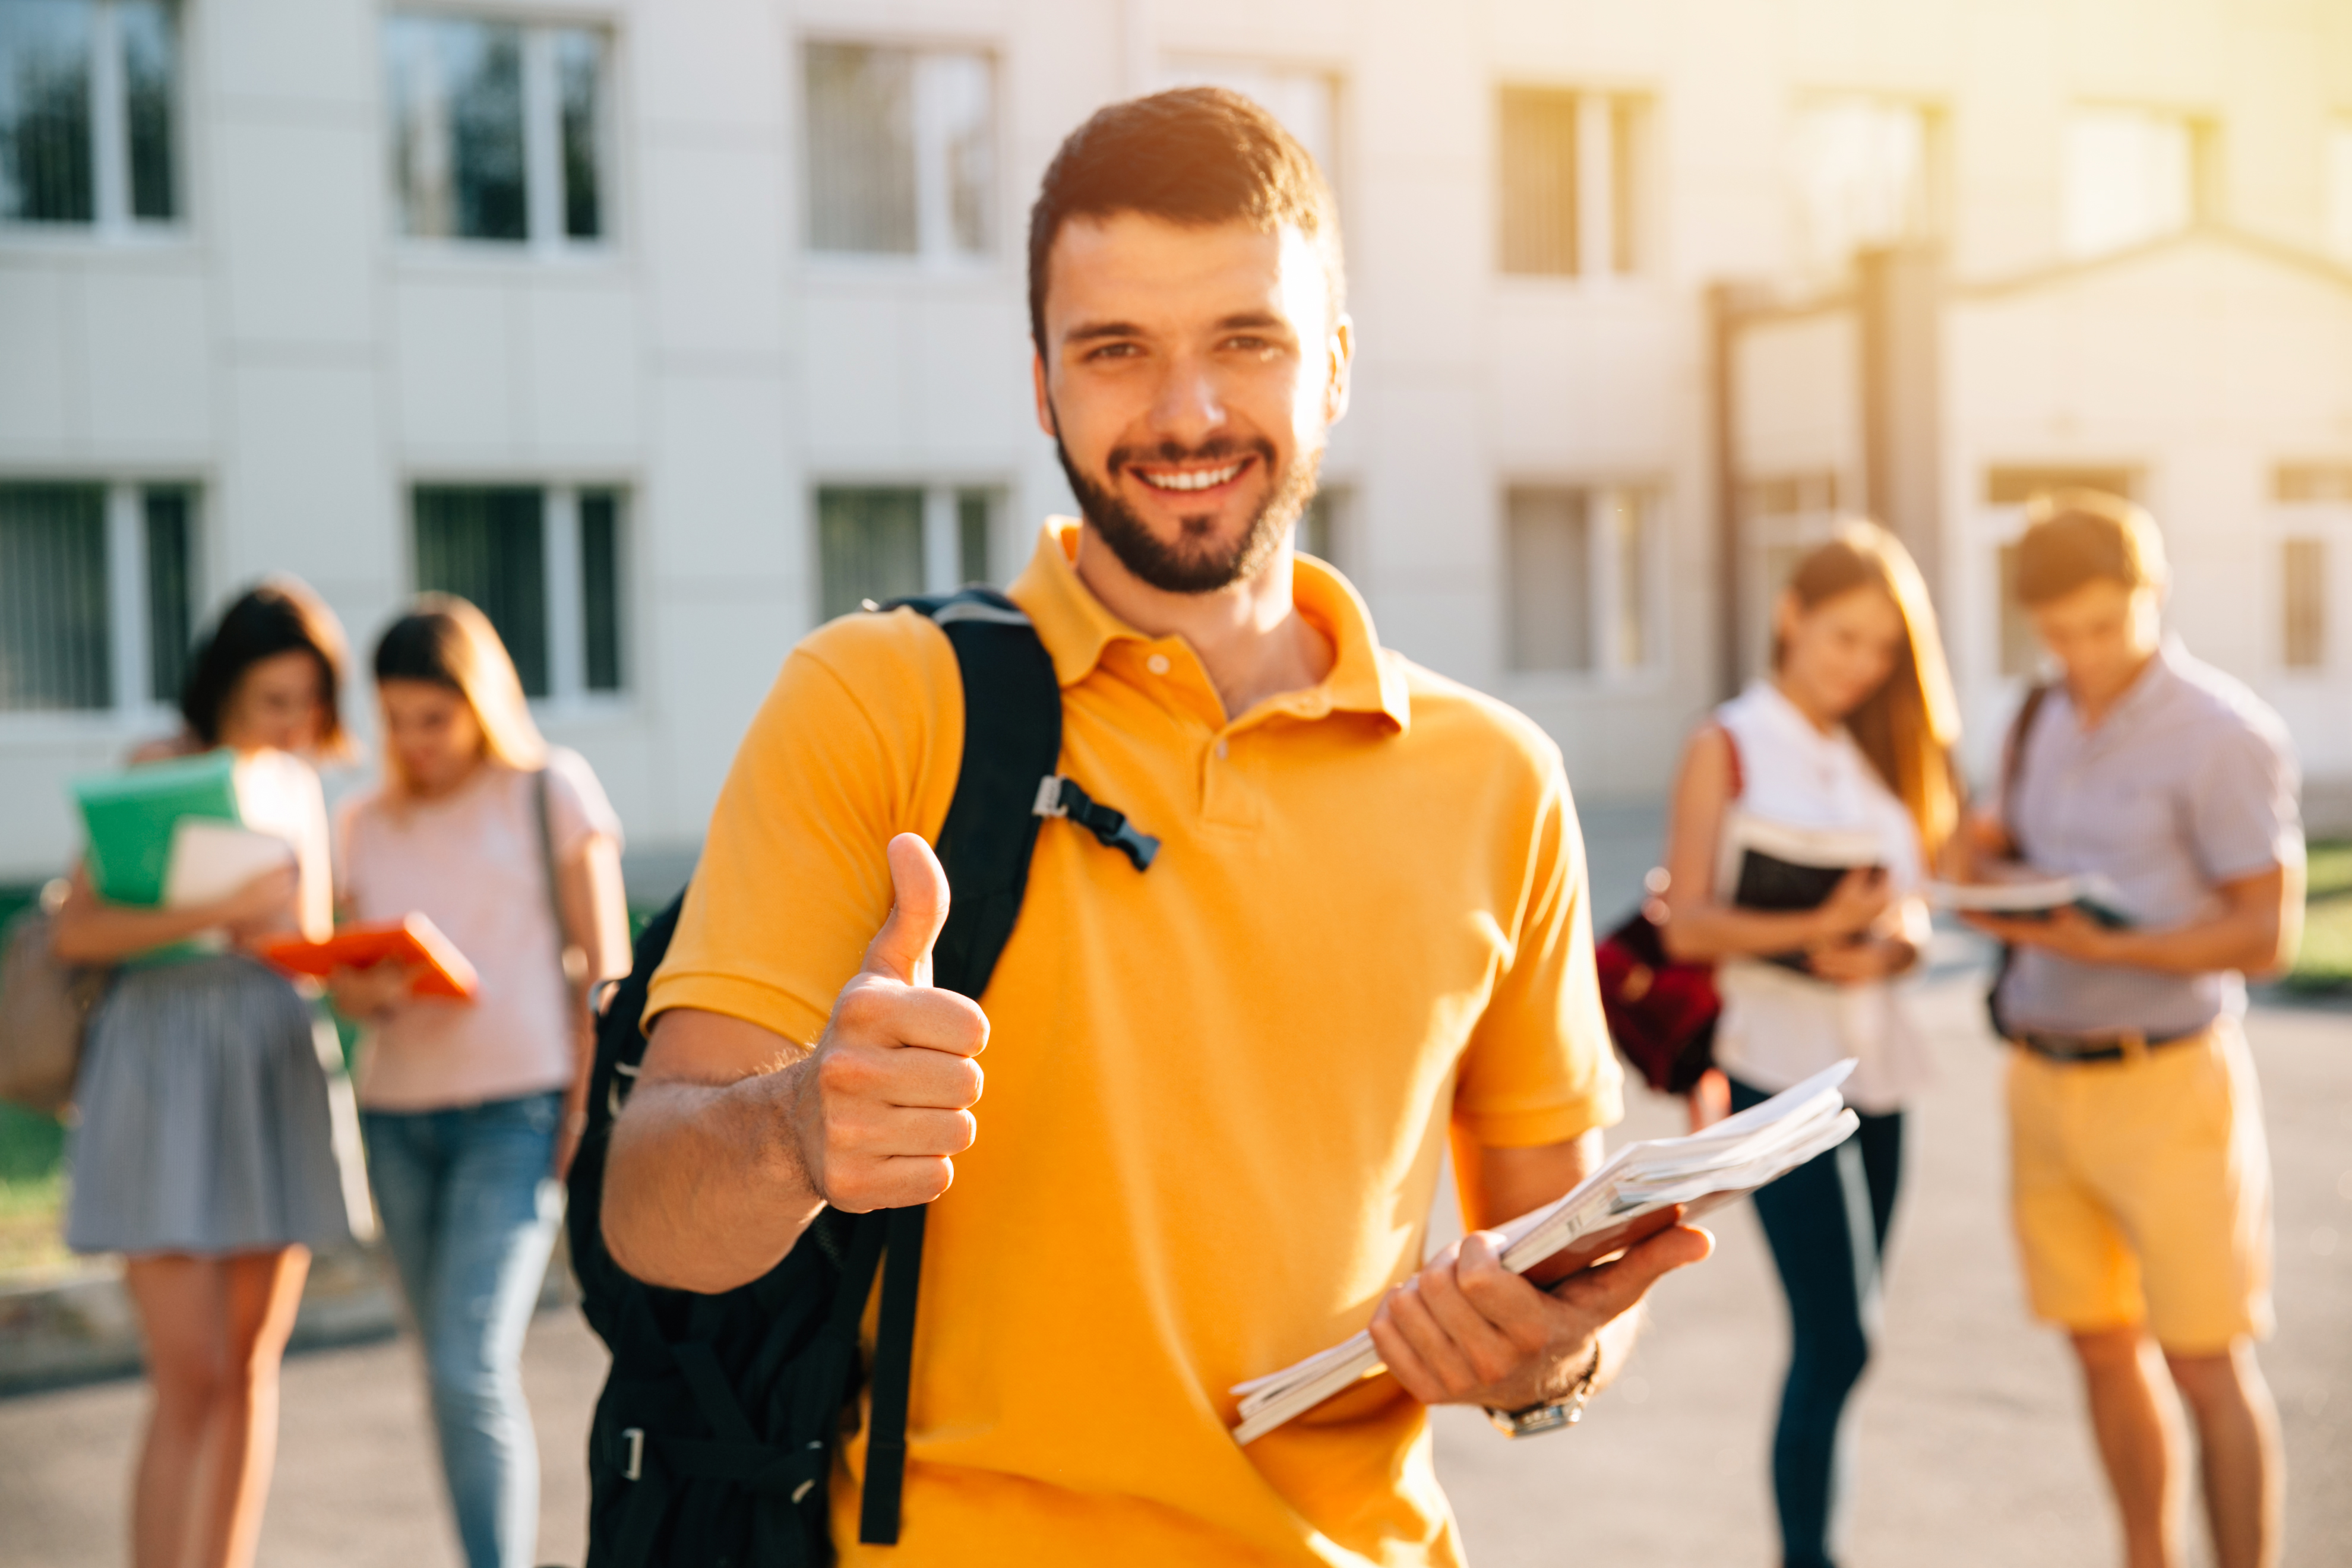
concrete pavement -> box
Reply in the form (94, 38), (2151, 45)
(2, 974), (2345, 1566)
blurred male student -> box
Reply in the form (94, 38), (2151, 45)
(1965, 491), (2302, 1568)
(598, 90), (1708, 1564)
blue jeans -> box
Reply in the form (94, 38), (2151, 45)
(1729, 1075), (1905, 1568)
(362, 1091), (565, 1568)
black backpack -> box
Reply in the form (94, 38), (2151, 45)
(567, 589), (1157, 1567)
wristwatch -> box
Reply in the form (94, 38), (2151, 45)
(1485, 1341), (1602, 1439)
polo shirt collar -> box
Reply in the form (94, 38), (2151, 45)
(1007, 518), (1411, 733)
(2076, 634), (2183, 733)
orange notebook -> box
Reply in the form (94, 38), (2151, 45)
(258, 915), (479, 1001)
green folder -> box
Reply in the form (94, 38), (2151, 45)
(71, 751), (242, 907)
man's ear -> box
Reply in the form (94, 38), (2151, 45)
(1032, 350), (1057, 439)
(1324, 314), (1355, 425)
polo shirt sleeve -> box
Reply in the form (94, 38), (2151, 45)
(646, 612), (965, 1046)
(2189, 712), (2304, 885)
(1451, 763), (1626, 1149)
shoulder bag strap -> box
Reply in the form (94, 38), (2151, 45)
(1984, 683), (2053, 1041)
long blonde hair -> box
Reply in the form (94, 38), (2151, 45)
(371, 593), (546, 793)
(1775, 521), (1962, 856)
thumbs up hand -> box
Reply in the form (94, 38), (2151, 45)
(786, 833), (990, 1213)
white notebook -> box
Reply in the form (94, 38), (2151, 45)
(162, 818), (295, 910)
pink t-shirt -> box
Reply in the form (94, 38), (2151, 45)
(336, 748), (622, 1111)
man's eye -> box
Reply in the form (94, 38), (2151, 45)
(1086, 343), (1141, 361)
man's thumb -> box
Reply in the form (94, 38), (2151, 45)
(863, 832), (950, 987)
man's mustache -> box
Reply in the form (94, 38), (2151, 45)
(1105, 437), (1275, 476)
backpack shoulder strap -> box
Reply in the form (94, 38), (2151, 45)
(857, 586), (1069, 1547)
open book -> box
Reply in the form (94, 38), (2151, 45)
(1228, 1061), (1861, 1446)
(1925, 874), (2130, 928)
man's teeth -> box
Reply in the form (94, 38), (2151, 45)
(1139, 463), (1243, 492)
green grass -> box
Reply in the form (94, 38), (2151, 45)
(2287, 841), (2352, 994)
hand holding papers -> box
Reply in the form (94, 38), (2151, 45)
(1228, 1061), (1861, 1445)
(1926, 874), (2132, 929)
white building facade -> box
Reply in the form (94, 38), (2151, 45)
(3, 0), (2350, 887)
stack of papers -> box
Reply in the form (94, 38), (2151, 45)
(1228, 1061), (1861, 1445)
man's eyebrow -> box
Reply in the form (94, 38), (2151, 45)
(1215, 311), (1289, 333)
(1062, 319), (1149, 345)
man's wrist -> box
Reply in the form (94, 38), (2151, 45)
(1487, 1339), (1602, 1436)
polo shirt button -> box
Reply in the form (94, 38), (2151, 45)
(1215, 741), (1229, 759)
(1147, 653), (1171, 675)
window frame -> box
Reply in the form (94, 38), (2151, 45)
(0, 474), (203, 734)
(1494, 83), (1654, 285)
(1499, 479), (1667, 688)
(2059, 102), (2215, 261)
(404, 478), (633, 711)
(2272, 474), (2352, 679)
(1785, 91), (1948, 281)
(0, 0), (190, 248)
(382, 7), (624, 265)
(810, 479), (1007, 624)
(797, 31), (1004, 273)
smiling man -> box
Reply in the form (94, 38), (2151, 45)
(600, 90), (1708, 1564)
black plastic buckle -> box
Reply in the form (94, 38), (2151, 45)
(1032, 776), (1159, 871)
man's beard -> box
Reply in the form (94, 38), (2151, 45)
(1052, 430), (1323, 595)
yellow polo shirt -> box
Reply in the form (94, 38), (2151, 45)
(649, 520), (1623, 1566)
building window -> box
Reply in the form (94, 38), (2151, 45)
(411, 485), (627, 700)
(1995, 543), (2042, 678)
(2063, 106), (2205, 258)
(0, 480), (196, 714)
(384, 14), (611, 249)
(817, 485), (998, 622)
(1297, 488), (1352, 576)
(2282, 538), (2326, 671)
(1159, 59), (1339, 189)
(2277, 463), (2352, 503)
(2326, 120), (2352, 265)
(1504, 486), (1655, 675)
(1499, 87), (1646, 279)
(804, 42), (994, 260)
(0, 0), (179, 231)
(1984, 466), (2139, 506)
(1790, 95), (1937, 277)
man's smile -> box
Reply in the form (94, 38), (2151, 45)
(1127, 457), (1253, 495)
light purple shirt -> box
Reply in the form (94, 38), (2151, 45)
(1996, 638), (2303, 1037)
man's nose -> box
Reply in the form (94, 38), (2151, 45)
(1147, 355), (1228, 447)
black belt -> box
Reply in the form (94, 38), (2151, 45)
(2010, 1026), (2205, 1064)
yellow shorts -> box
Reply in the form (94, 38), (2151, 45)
(2006, 1017), (2274, 1354)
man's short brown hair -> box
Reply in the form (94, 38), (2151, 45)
(2013, 489), (2170, 606)
(1026, 88), (1343, 355)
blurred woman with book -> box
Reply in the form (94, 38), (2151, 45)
(50, 579), (360, 1568)
(1656, 521), (1961, 1568)
(328, 596), (628, 1568)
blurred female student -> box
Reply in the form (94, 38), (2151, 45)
(328, 595), (628, 1568)
(1655, 522), (1961, 1568)
(52, 579), (362, 1568)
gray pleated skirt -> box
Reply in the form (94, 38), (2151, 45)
(67, 953), (363, 1256)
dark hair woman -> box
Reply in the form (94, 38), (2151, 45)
(1655, 522), (1962, 1568)
(50, 577), (366, 1568)
(328, 597), (630, 1568)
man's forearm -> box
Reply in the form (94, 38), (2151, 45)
(2097, 908), (2284, 978)
(603, 1067), (827, 1294)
